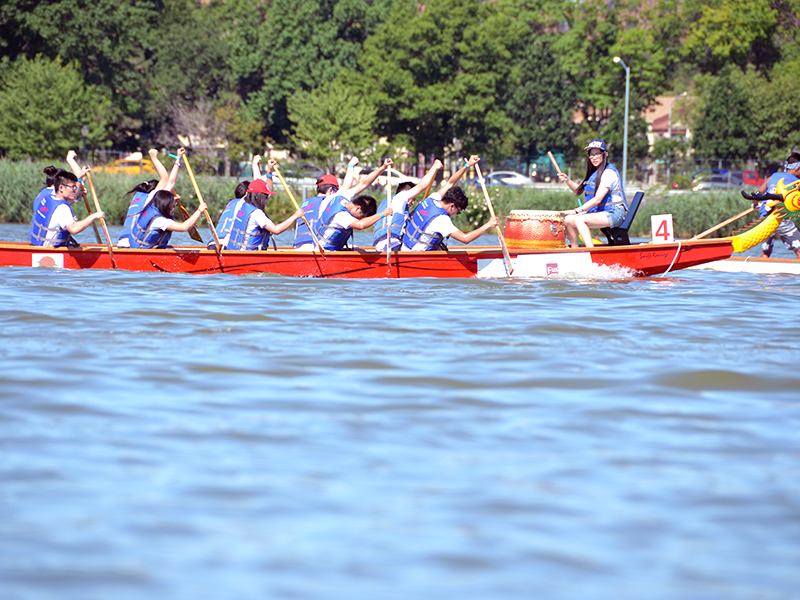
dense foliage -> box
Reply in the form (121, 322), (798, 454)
(1, 0), (799, 168)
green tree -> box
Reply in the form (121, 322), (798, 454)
(0, 0), (162, 146)
(231, 0), (390, 146)
(287, 77), (377, 171)
(747, 59), (800, 163)
(682, 0), (779, 73)
(360, 0), (525, 161)
(0, 56), (111, 159)
(506, 36), (578, 160)
(692, 72), (756, 160)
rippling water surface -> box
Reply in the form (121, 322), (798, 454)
(1, 224), (799, 600)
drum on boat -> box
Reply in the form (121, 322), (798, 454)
(503, 210), (566, 249)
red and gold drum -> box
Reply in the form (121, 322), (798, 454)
(503, 210), (566, 249)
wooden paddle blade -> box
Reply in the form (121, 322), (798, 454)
(176, 201), (204, 243)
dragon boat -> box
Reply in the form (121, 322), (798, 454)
(3, 180), (797, 279)
(0, 238), (734, 278)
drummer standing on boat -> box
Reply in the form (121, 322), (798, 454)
(557, 139), (627, 248)
(755, 152), (800, 259)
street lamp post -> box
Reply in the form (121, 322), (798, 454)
(612, 56), (630, 191)
(666, 92), (687, 182)
(668, 91), (687, 138)
(81, 125), (89, 163)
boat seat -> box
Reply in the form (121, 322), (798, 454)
(601, 191), (645, 246)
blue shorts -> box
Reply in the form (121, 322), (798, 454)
(606, 203), (627, 228)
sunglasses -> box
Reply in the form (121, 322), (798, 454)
(588, 150), (604, 157)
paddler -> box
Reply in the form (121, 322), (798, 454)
(557, 139), (627, 248)
(292, 172), (344, 248)
(211, 155), (275, 249)
(29, 170), (104, 247)
(128, 189), (206, 249)
(373, 159), (443, 252)
(401, 155), (497, 251)
(225, 179), (304, 251)
(118, 148), (185, 247)
(754, 152), (800, 259)
(294, 158), (395, 251)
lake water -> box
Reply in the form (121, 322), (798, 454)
(1, 223), (799, 600)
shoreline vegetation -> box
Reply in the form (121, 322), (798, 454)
(0, 159), (754, 240)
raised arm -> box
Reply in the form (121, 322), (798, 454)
(252, 155), (262, 179)
(155, 147), (185, 192)
(263, 158), (276, 192)
(342, 156), (360, 190)
(440, 155), (479, 195)
(406, 159), (443, 198)
(65, 150), (83, 178)
(349, 158), (393, 196)
(149, 148), (169, 180)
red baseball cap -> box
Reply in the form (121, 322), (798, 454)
(316, 174), (339, 189)
(247, 179), (276, 195)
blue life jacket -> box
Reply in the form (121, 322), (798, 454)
(216, 198), (242, 239)
(129, 203), (172, 249)
(372, 194), (408, 248)
(227, 202), (271, 251)
(118, 191), (151, 245)
(293, 195), (324, 247)
(402, 196), (449, 250)
(761, 172), (800, 217)
(32, 187), (55, 212)
(584, 164), (627, 213)
(317, 195), (353, 250)
(30, 194), (73, 247)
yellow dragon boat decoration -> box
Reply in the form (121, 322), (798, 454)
(729, 178), (800, 253)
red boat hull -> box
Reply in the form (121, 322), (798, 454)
(0, 239), (734, 278)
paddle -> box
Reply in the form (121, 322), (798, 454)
(385, 172), (393, 268)
(272, 165), (326, 258)
(475, 163), (513, 275)
(182, 154), (222, 254)
(175, 199), (204, 243)
(82, 193), (103, 243)
(691, 207), (756, 240)
(85, 172), (117, 268)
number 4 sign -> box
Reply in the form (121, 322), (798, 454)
(651, 214), (674, 243)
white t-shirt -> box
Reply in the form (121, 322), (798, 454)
(296, 189), (358, 250)
(149, 216), (173, 234)
(42, 202), (76, 246)
(401, 193), (458, 251)
(596, 168), (624, 207)
(375, 189), (414, 251)
(245, 209), (275, 235)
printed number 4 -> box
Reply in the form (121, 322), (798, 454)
(655, 219), (671, 241)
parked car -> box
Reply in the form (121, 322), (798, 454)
(692, 175), (743, 191)
(93, 155), (155, 175)
(468, 171), (533, 188)
(692, 169), (764, 187)
(467, 174), (518, 188)
(487, 170), (534, 187)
